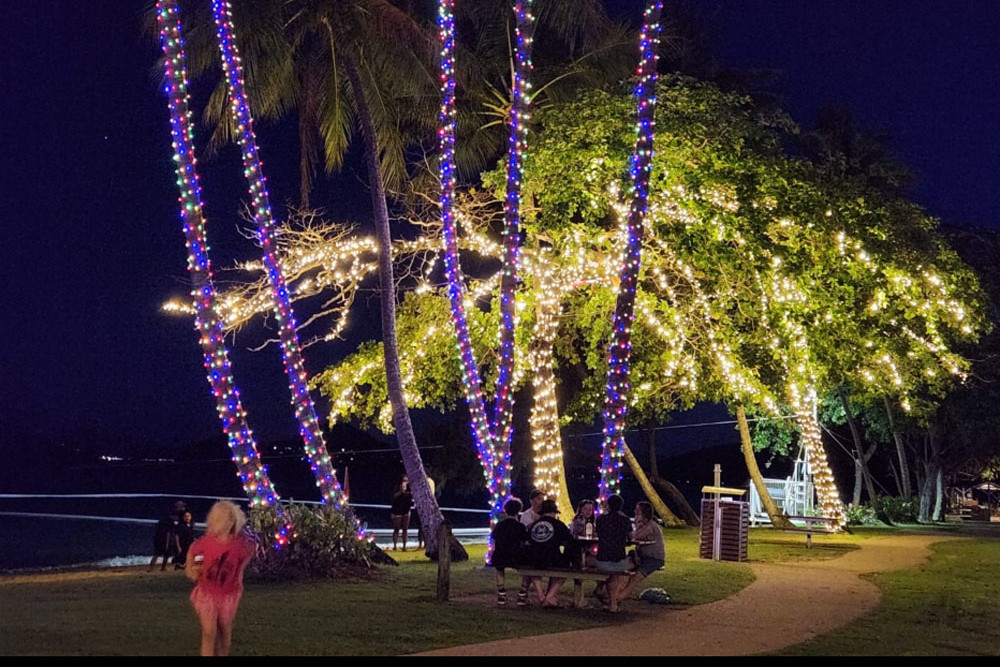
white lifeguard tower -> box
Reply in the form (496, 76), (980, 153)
(747, 445), (815, 525)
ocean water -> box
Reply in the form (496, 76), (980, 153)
(0, 457), (492, 574)
(0, 439), (749, 574)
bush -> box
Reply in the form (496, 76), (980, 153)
(843, 503), (879, 526)
(247, 501), (395, 580)
(875, 495), (918, 523)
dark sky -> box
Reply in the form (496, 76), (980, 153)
(3, 1), (998, 457)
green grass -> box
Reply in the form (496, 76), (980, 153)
(0, 527), (754, 656)
(773, 529), (1000, 656)
(2, 523), (992, 655)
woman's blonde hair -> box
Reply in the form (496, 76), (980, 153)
(204, 500), (247, 538)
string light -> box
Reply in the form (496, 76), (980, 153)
(211, 0), (346, 510)
(156, 0), (283, 537)
(598, 1), (663, 505)
(436, 0), (534, 535)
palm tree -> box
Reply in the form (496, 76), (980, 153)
(156, 0), (283, 515)
(209, 0), (349, 511)
(160, 0), (463, 559)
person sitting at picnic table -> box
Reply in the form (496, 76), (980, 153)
(569, 498), (597, 568)
(620, 500), (666, 602)
(515, 488), (546, 605)
(490, 497), (527, 607)
(523, 499), (579, 608)
(519, 488), (544, 527)
(594, 493), (632, 613)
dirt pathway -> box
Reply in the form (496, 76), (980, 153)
(415, 534), (957, 656)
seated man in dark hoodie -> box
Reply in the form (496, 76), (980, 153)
(523, 498), (579, 608)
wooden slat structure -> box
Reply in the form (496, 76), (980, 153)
(699, 498), (749, 562)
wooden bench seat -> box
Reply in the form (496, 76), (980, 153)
(779, 516), (837, 548)
(511, 567), (635, 608)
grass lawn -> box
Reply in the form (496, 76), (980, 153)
(774, 524), (1000, 656)
(0, 526), (754, 656)
(1, 523), (992, 655)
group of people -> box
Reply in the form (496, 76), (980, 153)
(149, 500), (196, 572)
(490, 490), (666, 612)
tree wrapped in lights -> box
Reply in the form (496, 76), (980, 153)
(598, 0), (663, 503)
(435, 0), (534, 525)
(156, 0), (283, 521)
(209, 0), (347, 508)
(514, 77), (986, 528)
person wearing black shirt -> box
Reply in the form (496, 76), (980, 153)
(489, 498), (527, 606)
(524, 499), (579, 608)
(595, 493), (633, 612)
(389, 475), (414, 551)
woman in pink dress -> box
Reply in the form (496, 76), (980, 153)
(185, 500), (257, 656)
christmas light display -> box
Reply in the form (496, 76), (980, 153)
(210, 0), (345, 509)
(156, 0), (282, 521)
(436, 0), (534, 525)
(598, 1), (663, 504)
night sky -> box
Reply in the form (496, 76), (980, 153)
(4, 1), (998, 459)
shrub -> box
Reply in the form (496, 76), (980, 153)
(843, 503), (879, 526)
(875, 495), (918, 523)
(247, 501), (395, 580)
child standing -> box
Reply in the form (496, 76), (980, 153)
(489, 498), (526, 606)
(185, 500), (257, 656)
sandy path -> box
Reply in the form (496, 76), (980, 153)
(415, 534), (956, 656)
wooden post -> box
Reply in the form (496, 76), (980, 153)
(436, 520), (452, 602)
(713, 464), (722, 562)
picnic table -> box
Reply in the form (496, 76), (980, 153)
(510, 538), (650, 608)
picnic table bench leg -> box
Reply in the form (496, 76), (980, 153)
(573, 579), (584, 608)
(806, 532), (812, 548)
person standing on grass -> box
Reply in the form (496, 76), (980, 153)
(489, 497), (527, 606)
(174, 510), (196, 570)
(390, 475), (414, 551)
(185, 500), (256, 657)
(149, 500), (185, 572)
(619, 500), (666, 602)
(595, 493), (632, 612)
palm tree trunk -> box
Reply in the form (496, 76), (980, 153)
(344, 53), (465, 561)
(645, 428), (701, 526)
(736, 406), (793, 529)
(736, 405), (794, 529)
(157, 1), (281, 510)
(297, 70), (320, 208)
(621, 443), (685, 527)
(883, 395), (912, 498)
(212, 0), (345, 508)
